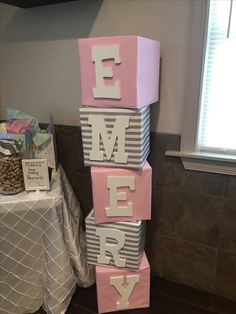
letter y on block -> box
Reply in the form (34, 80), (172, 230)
(110, 275), (140, 310)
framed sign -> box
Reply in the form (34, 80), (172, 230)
(22, 159), (50, 191)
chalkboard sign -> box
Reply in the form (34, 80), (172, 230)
(22, 159), (50, 191)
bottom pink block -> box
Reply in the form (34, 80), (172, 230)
(96, 252), (150, 313)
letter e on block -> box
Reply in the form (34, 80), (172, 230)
(92, 45), (121, 99)
(90, 162), (152, 223)
(78, 36), (160, 108)
(106, 176), (135, 217)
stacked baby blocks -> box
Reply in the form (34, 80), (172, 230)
(78, 35), (160, 109)
(78, 35), (160, 313)
(91, 163), (152, 223)
(79, 106), (150, 169)
(96, 252), (150, 313)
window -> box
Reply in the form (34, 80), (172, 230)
(167, 0), (236, 175)
(198, 0), (236, 154)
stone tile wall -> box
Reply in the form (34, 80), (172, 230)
(54, 125), (236, 301)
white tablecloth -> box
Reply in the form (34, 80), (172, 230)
(0, 166), (94, 314)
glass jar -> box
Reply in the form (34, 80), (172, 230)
(0, 142), (24, 195)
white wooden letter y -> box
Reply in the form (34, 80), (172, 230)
(110, 275), (140, 310)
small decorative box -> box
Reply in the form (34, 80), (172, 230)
(91, 161), (152, 223)
(79, 106), (150, 169)
(85, 209), (145, 271)
(78, 35), (160, 109)
(96, 252), (150, 313)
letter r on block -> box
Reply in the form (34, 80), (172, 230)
(96, 227), (126, 267)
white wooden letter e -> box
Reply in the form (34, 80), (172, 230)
(106, 176), (135, 217)
(92, 45), (121, 99)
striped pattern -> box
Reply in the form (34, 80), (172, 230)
(85, 210), (146, 271)
(80, 106), (150, 169)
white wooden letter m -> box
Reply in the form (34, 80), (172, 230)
(88, 115), (129, 163)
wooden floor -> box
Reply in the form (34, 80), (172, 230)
(35, 276), (236, 314)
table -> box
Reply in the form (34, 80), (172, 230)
(0, 166), (94, 314)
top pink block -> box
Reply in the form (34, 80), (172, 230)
(78, 36), (160, 109)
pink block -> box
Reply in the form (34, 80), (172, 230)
(91, 161), (152, 223)
(96, 252), (150, 313)
(78, 36), (160, 108)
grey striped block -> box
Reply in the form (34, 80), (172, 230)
(85, 209), (146, 271)
(79, 106), (150, 169)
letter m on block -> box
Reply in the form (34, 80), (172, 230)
(88, 115), (129, 163)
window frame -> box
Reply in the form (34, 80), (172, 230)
(166, 0), (236, 176)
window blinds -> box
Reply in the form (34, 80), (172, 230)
(197, 0), (236, 154)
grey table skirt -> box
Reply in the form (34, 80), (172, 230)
(0, 165), (94, 314)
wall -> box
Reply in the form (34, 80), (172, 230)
(0, 0), (191, 133)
